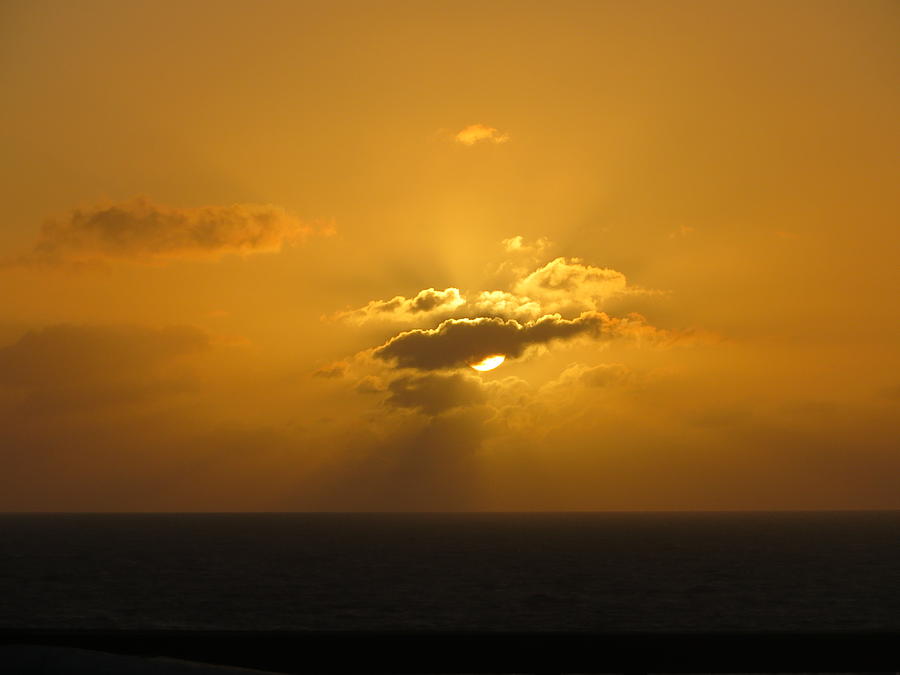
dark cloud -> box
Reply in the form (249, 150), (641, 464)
(25, 197), (327, 264)
(386, 372), (486, 415)
(0, 324), (209, 387)
(373, 311), (654, 371)
(0, 324), (210, 416)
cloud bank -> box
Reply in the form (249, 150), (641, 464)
(27, 197), (328, 264)
(0, 323), (210, 416)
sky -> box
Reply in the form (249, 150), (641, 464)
(0, 0), (898, 511)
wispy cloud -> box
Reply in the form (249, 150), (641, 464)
(334, 287), (466, 325)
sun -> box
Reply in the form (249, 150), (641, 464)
(468, 354), (506, 372)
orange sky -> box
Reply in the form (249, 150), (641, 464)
(1, 0), (898, 510)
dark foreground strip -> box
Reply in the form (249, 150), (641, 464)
(1, 630), (898, 673)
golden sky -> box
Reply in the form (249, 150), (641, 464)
(1, 0), (898, 510)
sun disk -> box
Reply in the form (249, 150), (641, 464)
(469, 354), (506, 372)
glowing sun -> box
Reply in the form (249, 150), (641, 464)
(469, 354), (506, 372)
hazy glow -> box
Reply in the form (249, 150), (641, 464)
(469, 355), (506, 372)
(0, 1), (897, 511)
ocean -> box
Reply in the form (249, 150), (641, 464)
(1, 511), (898, 633)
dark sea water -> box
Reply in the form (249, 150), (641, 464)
(0, 512), (898, 633)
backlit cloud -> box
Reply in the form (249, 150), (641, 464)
(25, 197), (329, 264)
(335, 287), (465, 325)
(334, 256), (652, 325)
(373, 311), (660, 371)
(514, 257), (630, 313)
(468, 291), (542, 320)
(454, 123), (510, 146)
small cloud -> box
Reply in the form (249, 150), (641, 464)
(501, 235), (551, 254)
(334, 287), (466, 325)
(502, 235), (525, 251)
(454, 123), (510, 146)
(22, 197), (330, 265)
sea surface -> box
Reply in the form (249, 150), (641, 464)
(0, 512), (898, 633)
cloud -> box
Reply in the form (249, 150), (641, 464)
(331, 253), (663, 329)
(501, 235), (551, 254)
(312, 361), (348, 379)
(0, 324), (209, 388)
(25, 197), (330, 264)
(468, 290), (543, 320)
(552, 362), (634, 388)
(355, 376), (384, 394)
(514, 257), (630, 313)
(454, 123), (510, 146)
(0, 323), (210, 416)
(373, 311), (659, 371)
(385, 372), (487, 415)
(335, 287), (465, 325)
